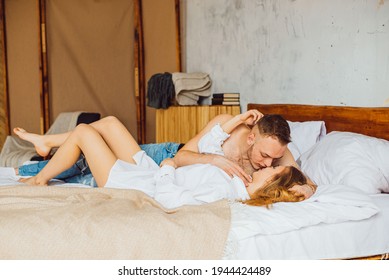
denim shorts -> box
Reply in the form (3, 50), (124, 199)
(18, 155), (89, 180)
(139, 142), (182, 165)
(18, 142), (182, 187)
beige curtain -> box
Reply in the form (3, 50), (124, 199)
(142, 0), (179, 143)
(4, 0), (41, 136)
(46, 0), (137, 138)
(3, 0), (179, 143)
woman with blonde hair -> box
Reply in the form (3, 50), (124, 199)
(18, 111), (315, 208)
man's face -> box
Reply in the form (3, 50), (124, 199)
(247, 134), (287, 170)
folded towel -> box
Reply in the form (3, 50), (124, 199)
(172, 72), (212, 105)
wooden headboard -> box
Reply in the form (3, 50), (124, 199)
(247, 103), (389, 141)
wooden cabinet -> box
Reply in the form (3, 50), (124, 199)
(156, 105), (241, 143)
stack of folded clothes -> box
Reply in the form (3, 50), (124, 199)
(147, 72), (212, 109)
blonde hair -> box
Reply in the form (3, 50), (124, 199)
(243, 166), (307, 207)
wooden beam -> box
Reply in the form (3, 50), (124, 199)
(38, 0), (50, 134)
(0, 0), (10, 142)
(134, 0), (146, 144)
(174, 0), (182, 72)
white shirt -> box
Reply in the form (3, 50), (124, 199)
(197, 123), (230, 155)
(105, 151), (250, 209)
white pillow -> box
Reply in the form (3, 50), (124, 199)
(300, 131), (389, 194)
(287, 120), (327, 160)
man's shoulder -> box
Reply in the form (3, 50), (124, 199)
(228, 123), (250, 137)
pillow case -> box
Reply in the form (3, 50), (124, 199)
(287, 121), (327, 160)
(300, 131), (389, 194)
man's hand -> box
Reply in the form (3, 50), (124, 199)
(210, 154), (253, 186)
(290, 184), (317, 199)
(239, 109), (263, 126)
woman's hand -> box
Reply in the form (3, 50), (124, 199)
(239, 109), (263, 126)
(160, 158), (177, 169)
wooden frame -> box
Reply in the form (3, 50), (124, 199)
(0, 0), (10, 148)
(174, 0), (182, 72)
(248, 103), (389, 141)
(38, 0), (50, 134)
(134, 0), (146, 144)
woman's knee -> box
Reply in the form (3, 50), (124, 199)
(71, 124), (103, 148)
(94, 116), (124, 134)
(101, 116), (120, 125)
(92, 116), (120, 130)
(73, 123), (96, 138)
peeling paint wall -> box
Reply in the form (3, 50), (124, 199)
(185, 0), (389, 110)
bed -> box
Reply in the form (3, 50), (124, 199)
(230, 103), (389, 260)
(0, 104), (388, 260)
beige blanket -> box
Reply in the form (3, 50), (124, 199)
(0, 112), (83, 167)
(0, 186), (230, 260)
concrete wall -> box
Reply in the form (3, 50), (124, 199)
(184, 0), (389, 111)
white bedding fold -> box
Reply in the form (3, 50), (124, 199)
(228, 184), (379, 241)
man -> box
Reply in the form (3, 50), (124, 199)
(174, 111), (299, 186)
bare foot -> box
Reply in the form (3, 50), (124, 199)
(18, 176), (48, 186)
(13, 127), (51, 157)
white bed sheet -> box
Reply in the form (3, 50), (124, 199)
(2, 170), (387, 260)
(0, 168), (91, 188)
(229, 194), (389, 259)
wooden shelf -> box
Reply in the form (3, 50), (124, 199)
(156, 105), (241, 143)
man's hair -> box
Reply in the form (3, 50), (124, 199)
(256, 114), (291, 145)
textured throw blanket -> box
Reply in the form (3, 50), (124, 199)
(0, 112), (83, 167)
(0, 186), (230, 260)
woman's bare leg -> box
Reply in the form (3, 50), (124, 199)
(13, 128), (70, 157)
(20, 123), (141, 187)
(13, 116), (136, 160)
(86, 116), (141, 163)
(20, 124), (116, 187)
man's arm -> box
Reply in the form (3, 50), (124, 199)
(173, 114), (232, 166)
(221, 109), (263, 134)
(173, 114), (252, 184)
(275, 148), (317, 198)
(174, 110), (263, 165)
(275, 148), (299, 169)
(276, 149), (315, 184)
